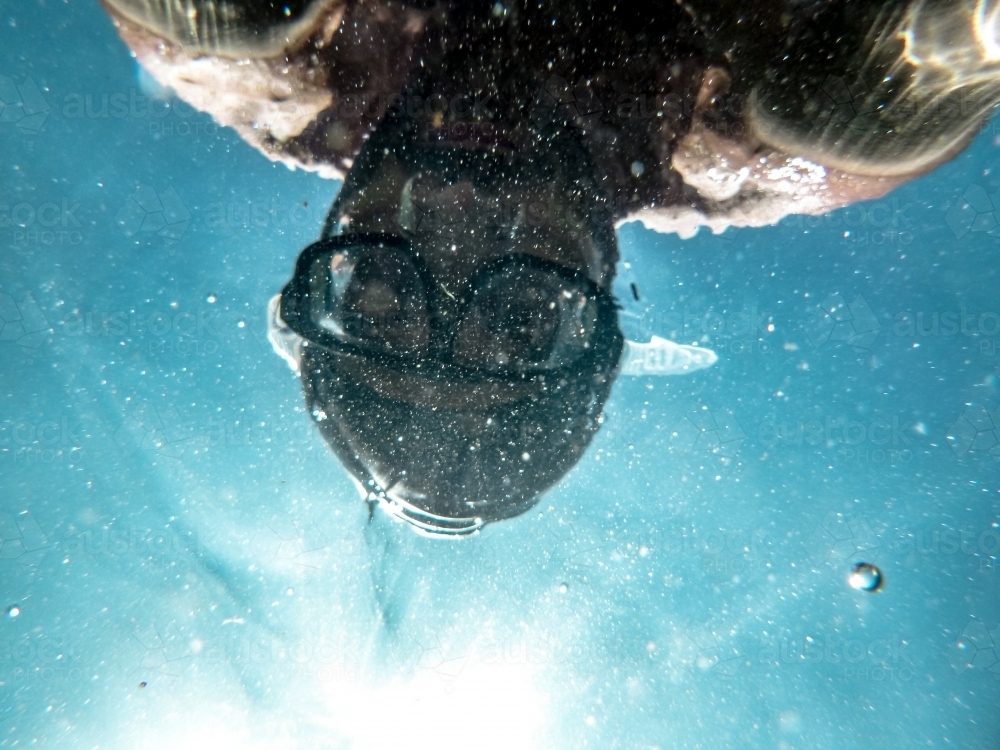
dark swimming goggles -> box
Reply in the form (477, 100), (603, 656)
(280, 233), (610, 380)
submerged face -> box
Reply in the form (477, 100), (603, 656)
(280, 115), (623, 535)
(100, 0), (1000, 536)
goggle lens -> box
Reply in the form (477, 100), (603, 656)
(452, 263), (597, 372)
(307, 243), (430, 357)
(289, 235), (602, 376)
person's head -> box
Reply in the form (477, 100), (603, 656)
(279, 110), (623, 535)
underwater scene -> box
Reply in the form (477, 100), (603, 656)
(2, 0), (1000, 748)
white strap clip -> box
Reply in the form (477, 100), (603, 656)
(619, 335), (717, 376)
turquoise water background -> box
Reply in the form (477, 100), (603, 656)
(2, 1), (1000, 747)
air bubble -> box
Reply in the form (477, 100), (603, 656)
(848, 562), (883, 592)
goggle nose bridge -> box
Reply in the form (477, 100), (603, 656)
(327, 241), (516, 362)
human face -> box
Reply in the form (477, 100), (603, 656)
(326, 138), (615, 307)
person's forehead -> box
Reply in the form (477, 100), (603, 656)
(341, 173), (613, 288)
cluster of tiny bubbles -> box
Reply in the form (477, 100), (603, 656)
(848, 562), (883, 593)
(5, 605), (21, 619)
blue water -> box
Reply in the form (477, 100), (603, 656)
(2, 2), (1000, 748)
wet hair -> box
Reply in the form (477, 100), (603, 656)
(100, 0), (342, 56)
(298, 309), (622, 533)
(744, 0), (1000, 176)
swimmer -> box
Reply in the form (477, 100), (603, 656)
(99, 0), (1000, 532)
